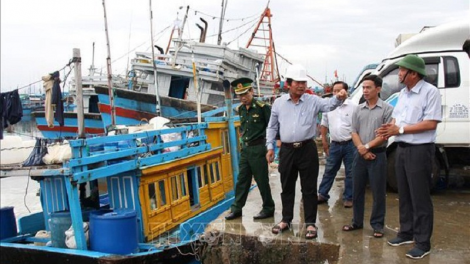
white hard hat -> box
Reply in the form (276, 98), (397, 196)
(285, 64), (308, 82)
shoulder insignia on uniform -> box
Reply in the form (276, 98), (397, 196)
(255, 100), (265, 107)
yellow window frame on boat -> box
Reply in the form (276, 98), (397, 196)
(169, 169), (189, 205)
(196, 164), (207, 188)
(207, 157), (224, 202)
(169, 169), (191, 222)
(145, 176), (170, 216)
(196, 162), (211, 208)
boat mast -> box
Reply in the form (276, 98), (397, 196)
(149, 0), (161, 116)
(89, 42), (95, 76)
(217, 0), (228, 45)
(73, 48), (85, 138)
(102, 0), (116, 126)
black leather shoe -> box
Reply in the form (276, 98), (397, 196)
(225, 211), (242, 220)
(253, 211), (274, 220)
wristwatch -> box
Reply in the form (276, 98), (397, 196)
(398, 126), (405, 135)
(364, 143), (370, 150)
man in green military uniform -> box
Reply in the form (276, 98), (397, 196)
(225, 77), (275, 220)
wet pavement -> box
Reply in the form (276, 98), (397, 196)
(2, 160), (470, 263)
(207, 159), (470, 264)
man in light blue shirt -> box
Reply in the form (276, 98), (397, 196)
(266, 64), (347, 239)
(376, 55), (442, 260)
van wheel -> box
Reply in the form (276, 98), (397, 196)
(387, 149), (441, 192)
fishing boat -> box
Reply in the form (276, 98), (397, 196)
(96, 40), (267, 127)
(0, 90), (241, 263)
(32, 86), (105, 139)
(32, 42), (127, 139)
(96, 5), (282, 128)
(20, 94), (45, 115)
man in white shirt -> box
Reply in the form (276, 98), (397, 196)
(318, 81), (356, 208)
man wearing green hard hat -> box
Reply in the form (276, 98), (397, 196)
(376, 54), (442, 260)
(225, 77), (275, 220)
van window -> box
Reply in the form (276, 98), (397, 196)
(443, 57), (460, 88)
(424, 64), (439, 87)
(380, 68), (404, 101)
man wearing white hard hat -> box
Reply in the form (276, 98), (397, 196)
(266, 64), (347, 239)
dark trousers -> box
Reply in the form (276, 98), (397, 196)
(395, 144), (434, 251)
(231, 144), (275, 214)
(278, 141), (319, 225)
(352, 151), (387, 230)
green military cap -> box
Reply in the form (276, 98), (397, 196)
(231, 77), (253, 95)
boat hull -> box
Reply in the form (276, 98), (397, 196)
(0, 243), (196, 264)
(95, 86), (216, 127)
(32, 112), (104, 139)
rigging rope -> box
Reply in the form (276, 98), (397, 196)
(205, 15), (260, 39)
(14, 62), (71, 91)
(226, 18), (260, 45)
(189, 7), (259, 21)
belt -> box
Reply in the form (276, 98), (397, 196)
(369, 147), (386, 153)
(282, 138), (313, 149)
(332, 139), (352, 145)
(242, 138), (266, 147)
(397, 142), (434, 148)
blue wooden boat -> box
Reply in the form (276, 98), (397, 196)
(95, 86), (218, 127)
(0, 102), (241, 263)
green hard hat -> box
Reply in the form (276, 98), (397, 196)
(395, 54), (427, 76)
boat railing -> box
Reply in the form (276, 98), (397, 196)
(132, 52), (223, 76)
(66, 122), (210, 183)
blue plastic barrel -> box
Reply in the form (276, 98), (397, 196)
(0, 207), (17, 240)
(89, 209), (138, 254)
(49, 210), (92, 248)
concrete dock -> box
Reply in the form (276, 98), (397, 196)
(204, 161), (470, 264)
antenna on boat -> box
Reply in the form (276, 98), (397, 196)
(165, 7), (183, 54)
(102, 0), (116, 126)
(191, 50), (202, 123)
(125, 14), (133, 81)
(172, 6), (189, 67)
(149, 0), (161, 116)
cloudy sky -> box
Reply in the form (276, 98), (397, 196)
(1, 0), (469, 93)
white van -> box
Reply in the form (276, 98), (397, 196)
(351, 19), (470, 190)
(349, 63), (378, 94)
